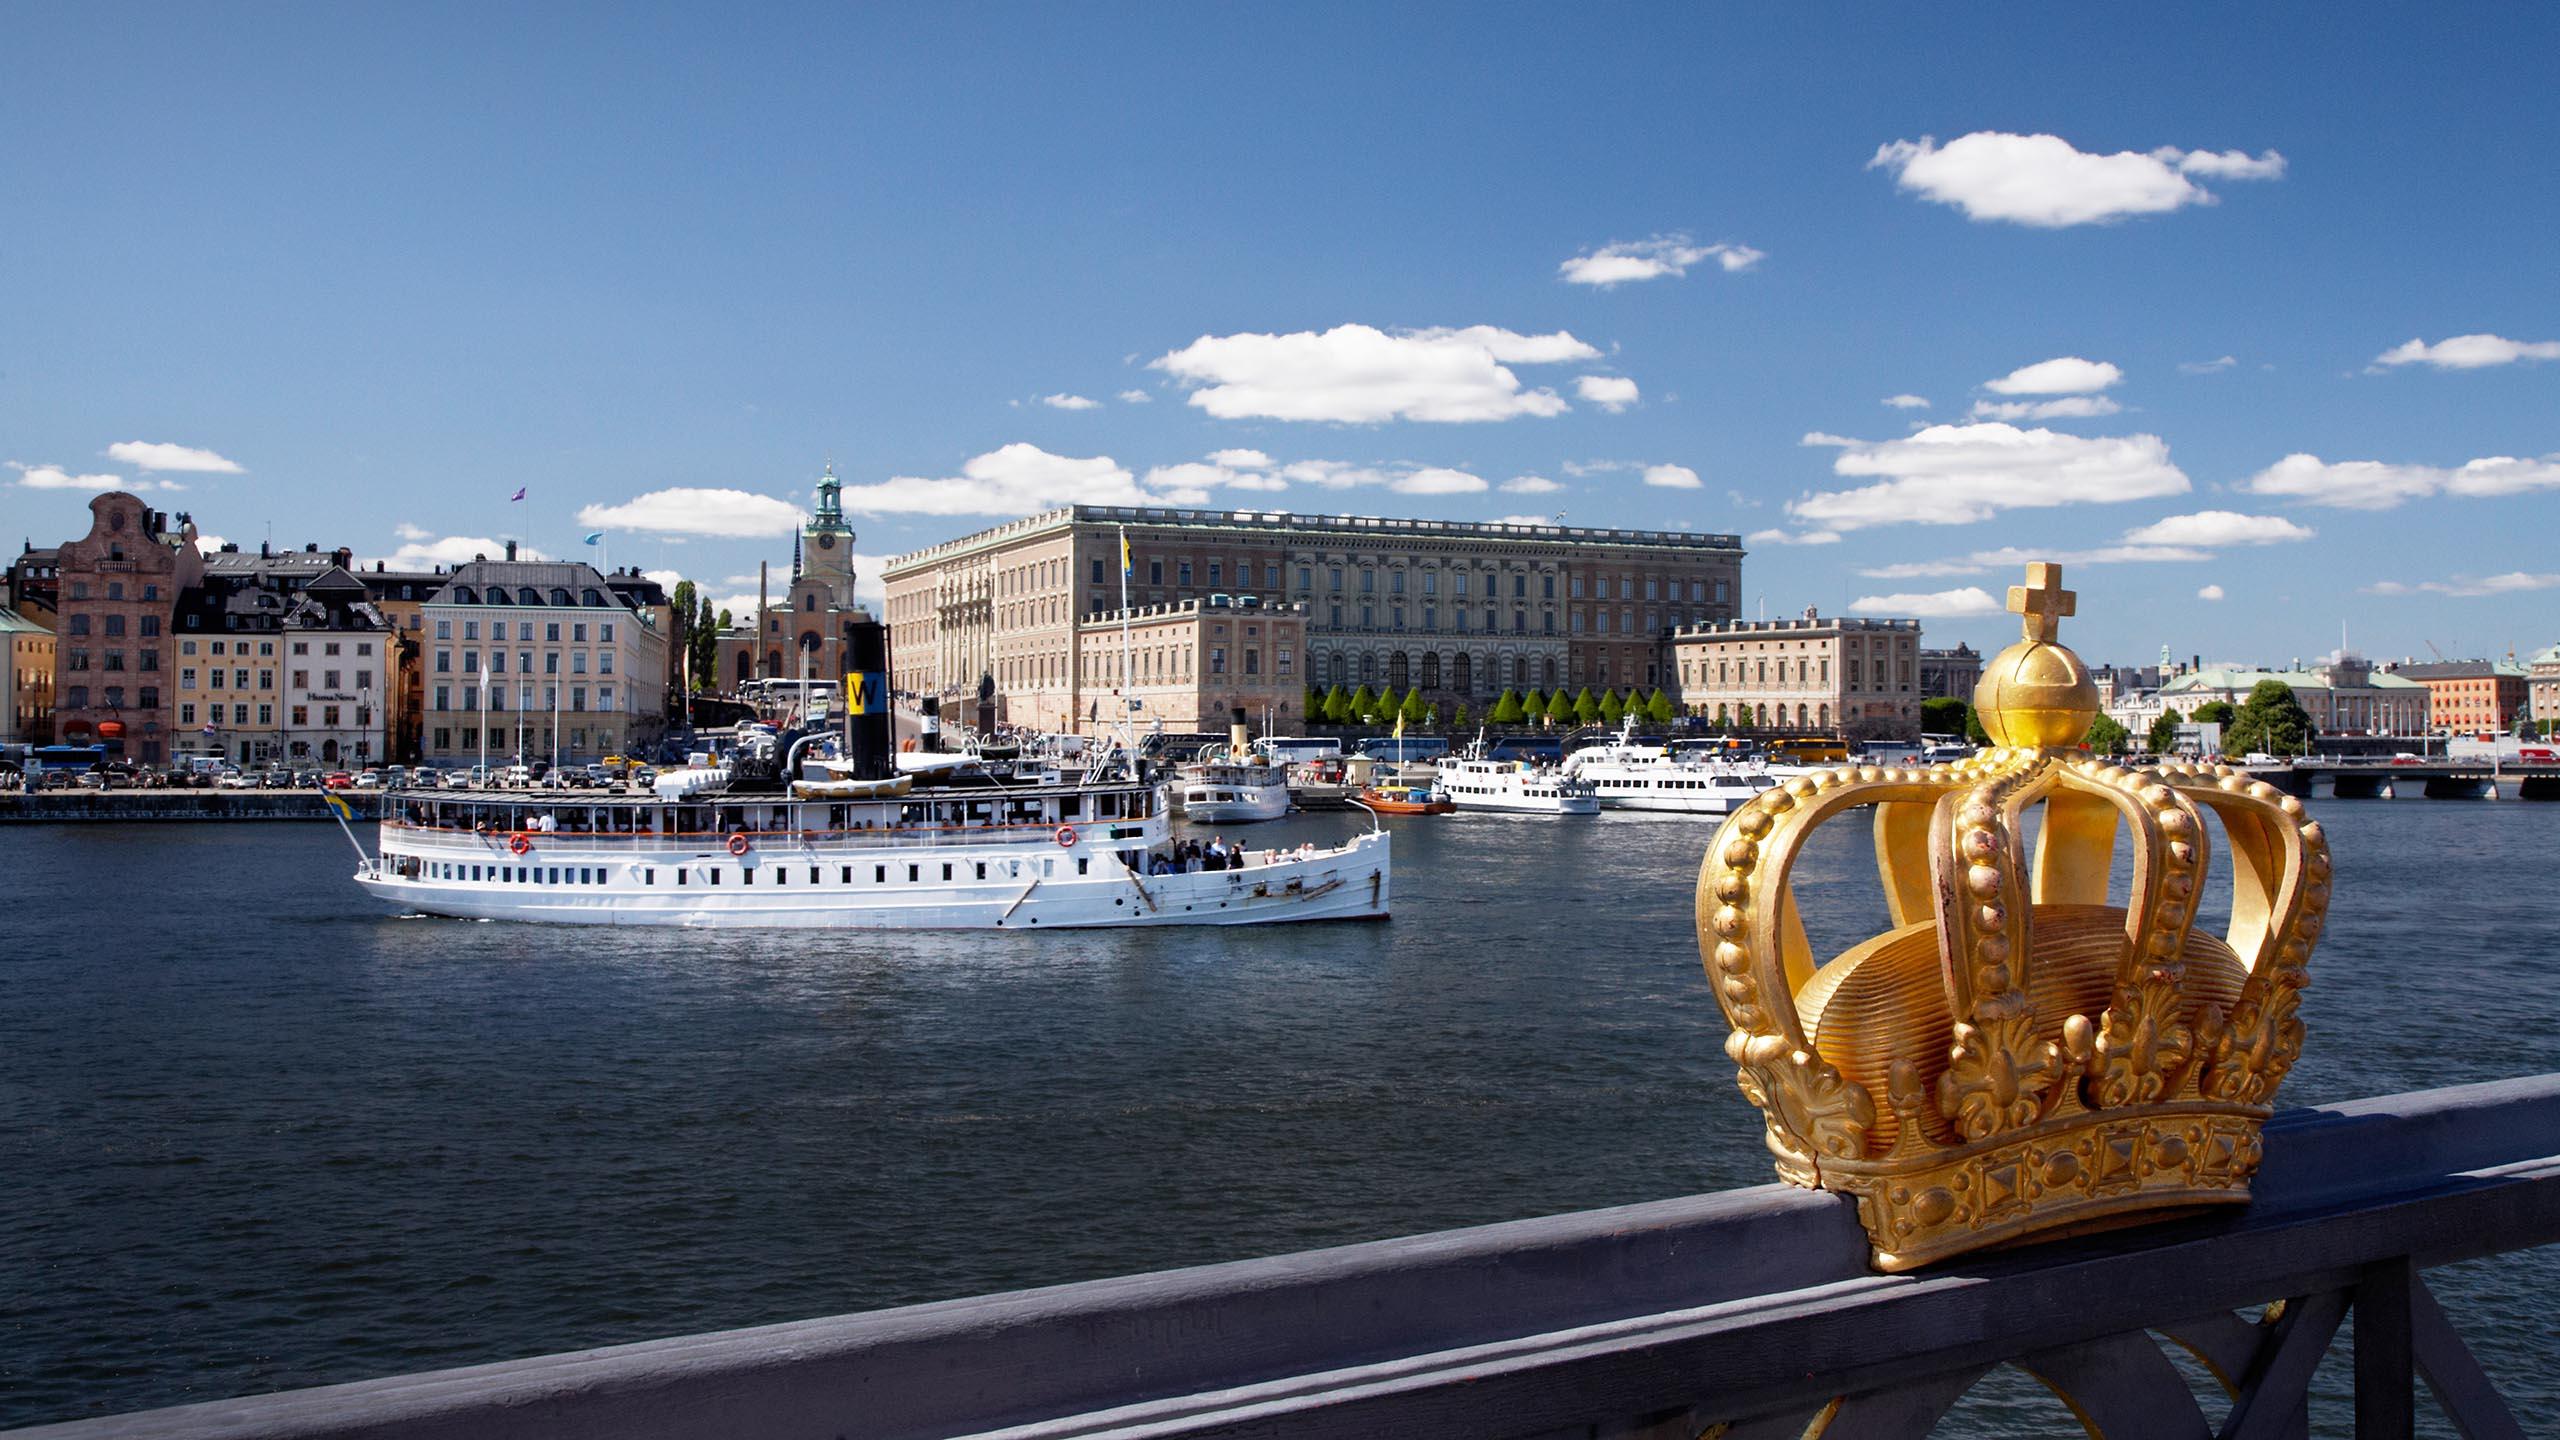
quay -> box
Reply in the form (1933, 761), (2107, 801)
(11, 1075), (2554, 1439)
(0, 791), (389, 823)
(2241, 758), (2560, 801)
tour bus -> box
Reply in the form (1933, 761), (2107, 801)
(1767, 737), (1852, 765)
(27, 743), (108, 778)
(1253, 737), (1343, 765)
(1353, 734), (1452, 762)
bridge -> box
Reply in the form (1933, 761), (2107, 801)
(2240, 758), (2560, 801)
(13, 1075), (2554, 1440)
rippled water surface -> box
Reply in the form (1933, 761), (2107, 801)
(3, 798), (2556, 1431)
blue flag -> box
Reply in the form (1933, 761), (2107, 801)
(582, 532), (604, 546)
(509, 487), (527, 502)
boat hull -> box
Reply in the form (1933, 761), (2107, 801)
(353, 832), (1391, 929)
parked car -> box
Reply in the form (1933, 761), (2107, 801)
(258, 768), (291, 788)
(75, 770), (108, 789)
(631, 767), (659, 788)
(322, 770), (356, 789)
(216, 768), (255, 789)
(504, 763), (533, 787)
(355, 769), (383, 790)
(411, 767), (444, 788)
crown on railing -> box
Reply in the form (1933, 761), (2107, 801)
(1696, 563), (2329, 1270)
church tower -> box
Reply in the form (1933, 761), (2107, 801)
(800, 462), (859, 610)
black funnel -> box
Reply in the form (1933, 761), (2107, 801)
(844, 618), (893, 780)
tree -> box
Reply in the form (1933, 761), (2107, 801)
(1322, 684), (1353, 725)
(2191, 699), (2237, 727)
(1347, 684), (1377, 726)
(2148, 706), (2183, 754)
(1964, 704), (1991, 745)
(1367, 686), (1399, 725)
(1597, 689), (1625, 726)
(1304, 684), (1324, 719)
(1488, 689), (1524, 723)
(1451, 700), (1470, 730)
(1646, 688), (1676, 724)
(1572, 686), (1601, 726)
(1920, 696), (1970, 738)
(1545, 687), (1575, 725)
(1400, 688), (1428, 725)
(1521, 687), (1546, 721)
(2084, 715), (2133, 755)
(2223, 680), (2314, 757)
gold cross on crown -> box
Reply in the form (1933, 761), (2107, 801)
(2008, 563), (2075, 645)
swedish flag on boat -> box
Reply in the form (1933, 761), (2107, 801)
(323, 792), (354, 822)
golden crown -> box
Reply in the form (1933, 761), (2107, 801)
(1696, 563), (2329, 1271)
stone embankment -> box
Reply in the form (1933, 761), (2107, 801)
(0, 791), (386, 823)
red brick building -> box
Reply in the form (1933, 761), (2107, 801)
(2384, 659), (2529, 736)
(51, 492), (203, 767)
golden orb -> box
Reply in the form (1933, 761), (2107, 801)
(1974, 639), (2099, 748)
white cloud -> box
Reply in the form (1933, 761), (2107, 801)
(105, 440), (244, 473)
(393, 521), (432, 541)
(2121, 510), (2315, 546)
(1883, 394), (1931, 410)
(1576, 374), (1640, 412)
(1117, 389), (1152, 404)
(1643, 463), (1702, 489)
(708, 593), (764, 623)
(840, 444), (1159, 515)
(1501, 475), (1563, 494)
(2371, 334), (2560, 371)
(1984, 357), (2123, 395)
(642, 568), (686, 593)
(1040, 393), (1100, 411)
(1389, 467), (1489, 495)
(1848, 587), (2003, 618)
(1492, 513), (1559, 527)
(2241, 452), (2560, 510)
(11, 463), (125, 491)
(1137, 451), (1488, 500)
(2179, 355), (2238, 374)
(1560, 459), (1633, 477)
(1969, 396), (2125, 422)
(1151, 323), (1596, 423)
(1746, 527), (1841, 546)
(2365, 572), (2560, 599)
(1787, 422), (2190, 530)
(1558, 234), (1765, 286)
(576, 487), (807, 537)
(2197, 584), (2226, 601)
(1855, 559), (1996, 579)
(371, 534), (553, 569)
(1869, 132), (2284, 227)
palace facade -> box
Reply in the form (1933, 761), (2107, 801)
(1668, 611), (1925, 736)
(883, 506), (1743, 733)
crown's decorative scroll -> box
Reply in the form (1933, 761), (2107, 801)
(1696, 564), (2329, 1271)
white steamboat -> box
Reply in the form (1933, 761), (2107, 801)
(1436, 740), (1599, 815)
(1558, 718), (1776, 816)
(1176, 754), (1293, 824)
(350, 744), (1386, 929)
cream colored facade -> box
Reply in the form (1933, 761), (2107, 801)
(420, 557), (671, 768)
(1069, 600), (1308, 733)
(0, 606), (54, 745)
(885, 505), (1742, 731)
(1669, 612), (1923, 735)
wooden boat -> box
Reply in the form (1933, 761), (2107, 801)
(1358, 784), (1453, 815)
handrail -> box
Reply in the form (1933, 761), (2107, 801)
(18, 1075), (2555, 1439)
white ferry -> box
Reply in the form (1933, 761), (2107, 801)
(1559, 719), (1776, 816)
(1176, 755), (1292, 823)
(348, 743), (1386, 929)
(1436, 742), (1599, 815)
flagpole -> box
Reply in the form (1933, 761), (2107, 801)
(1117, 525), (1134, 748)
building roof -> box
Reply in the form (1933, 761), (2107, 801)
(0, 604), (49, 635)
(2161, 665), (2426, 693)
(428, 559), (630, 609)
(884, 504), (1745, 574)
(2387, 659), (2529, 680)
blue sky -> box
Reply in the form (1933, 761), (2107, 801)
(5, 5), (2556, 665)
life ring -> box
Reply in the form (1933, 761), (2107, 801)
(508, 832), (532, 856)
(1054, 825), (1078, 848)
(726, 832), (751, 857)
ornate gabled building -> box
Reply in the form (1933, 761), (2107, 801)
(50, 493), (202, 766)
(714, 465), (874, 697)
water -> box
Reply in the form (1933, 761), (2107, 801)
(3, 798), (2557, 1431)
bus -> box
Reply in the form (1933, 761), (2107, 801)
(1766, 737), (1851, 765)
(26, 744), (108, 778)
(1252, 737), (1342, 765)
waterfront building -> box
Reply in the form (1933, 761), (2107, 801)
(713, 466), (871, 695)
(1070, 598), (1309, 733)
(1667, 609), (1923, 736)
(1915, 642), (1980, 703)
(883, 506), (1742, 733)
(48, 493), (203, 767)
(418, 548), (670, 769)
(2157, 653), (2428, 738)
(6, 543), (61, 627)
(2378, 657), (2529, 735)
(0, 605), (56, 745)
(172, 579), (284, 766)
(2531, 645), (2560, 733)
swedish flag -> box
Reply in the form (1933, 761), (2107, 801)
(1120, 532), (1132, 578)
(324, 792), (355, 822)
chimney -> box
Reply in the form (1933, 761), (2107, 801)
(505, 540), (518, 562)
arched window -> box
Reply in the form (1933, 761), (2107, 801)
(1331, 652), (1349, 685)
(1360, 652), (1377, 682)
(1389, 652), (1409, 690)
(1421, 652), (1441, 690)
(486, 588), (511, 605)
(734, 652), (751, 686)
(1544, 657), (1558, 687)
(453, 586), (478, 604)
(521, 587), (544, 605)
(1797, 703), (1809, 727)
(581, 589), (604, 607)
(1818, 703), (1831, 728)
(799, 630), (820, 653)
(1453, 652), (1473, 694)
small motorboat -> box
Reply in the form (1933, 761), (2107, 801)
(1359, 783), (1454, 815)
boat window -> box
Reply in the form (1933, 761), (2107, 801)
(873, 865), (884, 884)
(644, 869), (655, 885)
(771, 867), (782, 885)
(710, 869), (721, 884)
(471, 865), (482, 881)
(1077, 857), (1089, 875)
(839, 867), (850, 884)
(810, 867), (820, 885)
(1060, 796), (1081, 818)
(941, 863), (953, 881)
(975, 862), (987, 880)
(907, 864), (919, 883)
(676, 869), (687, 885)
(743, 867), (754, 885)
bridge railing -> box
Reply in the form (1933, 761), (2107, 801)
(14, 1076), (2558, 1440)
